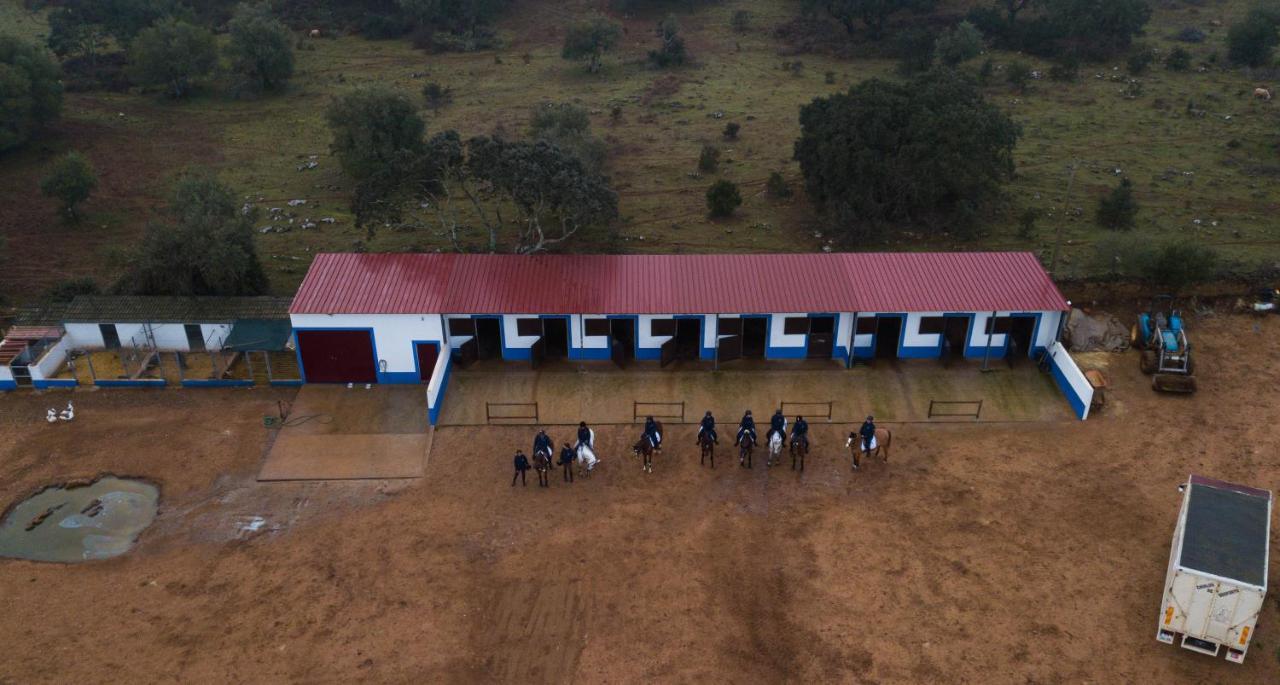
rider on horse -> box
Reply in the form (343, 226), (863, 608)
(643, 416), (662, 449)
(532, 429), (553, 459)
(735, 410), (756, 446)
(576, 421), (594, 450)
(859, 415), (876, 451)
(791, 415), (809, 449)
(766, 409), (787, 443)
(696, 411), (718, 445)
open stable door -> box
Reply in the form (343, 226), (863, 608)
(530, 338), (545, 370)
(717, 317), (743, 365)
(660, 338), (678, 367)
(456, 338), (478, 368)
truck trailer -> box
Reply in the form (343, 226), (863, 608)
(1156, 475), (1272, 663)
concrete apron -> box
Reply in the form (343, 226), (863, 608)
(435, 358), (1072, 427)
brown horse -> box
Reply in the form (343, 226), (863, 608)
(698, 430), (715, 468)
(846, 429), (892, 471)
(632, 420), (663, 473)
(532, 449), (552, 487)
(790, 434), (809, 472)
(739, 432), (755, 468)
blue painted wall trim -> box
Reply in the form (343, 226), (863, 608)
(96, 379), (166, 388)
(428, 353), (454, 426)
(569, 346), (611, 361)
(33, 379), (78, 389)
(1049, 352), (1088, 419)
(270, 379), (304, 387)
(0, 379), (19, 391)
(182, 379), (254, 388)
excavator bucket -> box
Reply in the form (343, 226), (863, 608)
(1153, 373), (1197, 394)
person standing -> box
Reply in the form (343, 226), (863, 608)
(512, 450), (531, 487)
(558, 442), (576, 483)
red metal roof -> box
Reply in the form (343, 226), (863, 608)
(289, 252), (1068, 315)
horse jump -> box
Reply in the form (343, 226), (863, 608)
(846, 429), (892, 471)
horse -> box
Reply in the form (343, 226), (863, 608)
(698, 430), (715, 468)
(846, 429), (892, 471)
(576, 443), (599, 478)
(766, 431), (784, 467)
(790, 434), (809, 472)
(632, 420), (663, 473)
(532, 449), (552, 487)
(739, 432), (755, 468)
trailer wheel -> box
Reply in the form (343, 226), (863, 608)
(1140, 350), (1157, 375)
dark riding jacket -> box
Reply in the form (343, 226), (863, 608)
(514, 454), (530, 471)
(770, 413), (786, 434)
(859, 421), (876, 444)
(793, 419), (809, 438)
(700, 415), (716, 432)
(644, 418), (660, 444)
(577, 426), (592, 446)
(532, 433), (552, 456)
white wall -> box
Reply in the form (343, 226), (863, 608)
(28, 336), (71, 381)
(639, 315), (672, 349)
(578, 315), (609, 350)
(63, 322), (233, 352)
(1047, 341), (1093, 420)
(290, 313), (444, 374)
(502, 315), (540, 350)
(0, 364), (14, 385)
(427, 344), (451, 412)
(837, 313), (854, 353)
(768, 313), (808, 349)
(64, 323), (103, 349)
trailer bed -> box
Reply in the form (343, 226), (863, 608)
(1180, 476), (1270, 587)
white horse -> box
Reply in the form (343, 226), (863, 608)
(576, 428), (599, 477)
(767, 431), (784, 467)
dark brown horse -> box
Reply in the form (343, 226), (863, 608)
(739, 432), (755, 468)
(532, 449), (552, 487)
(698, 430), (715, 468)
(846, 429), (892, 471)
(790, 434), (809, 472)
(632, 420), (663, 474)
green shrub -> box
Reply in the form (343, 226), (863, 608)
(1096, 178), (1138, 230)
(698, 144), (720, 173)
(1227, 9), (1280, 67)
(706, 179), (742, 217)
(40, 151), (97, 220)
(422, 82), (453, 109)
(722, 122), (740, 141)
(1165, 46), (1192, 71)
(731, 10), (751, 33)
(935, 21), (984, 67)
(1126, 45), (1155, 74)
(1006, 61), (1032, 92)
(766, 171), (791, 198)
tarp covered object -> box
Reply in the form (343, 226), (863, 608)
(224, 319), (293, 351)
(1063, 308), (1129, 353)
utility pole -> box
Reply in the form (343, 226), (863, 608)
(1048, 158), (1079, 278)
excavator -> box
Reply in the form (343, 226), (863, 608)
(1132, 296), (1196, 393)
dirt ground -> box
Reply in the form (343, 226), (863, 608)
(1, 313), (1278, 683)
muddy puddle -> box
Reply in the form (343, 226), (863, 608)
(0, 477), (158, 562)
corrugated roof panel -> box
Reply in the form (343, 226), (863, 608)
(289, 252), (1068, 315)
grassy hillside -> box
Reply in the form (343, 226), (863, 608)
(0, 0), (1277, 301)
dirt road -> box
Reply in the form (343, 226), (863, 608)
(0, 314), (1277, 683)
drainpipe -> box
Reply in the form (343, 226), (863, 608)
(980, 310), (996, 372)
